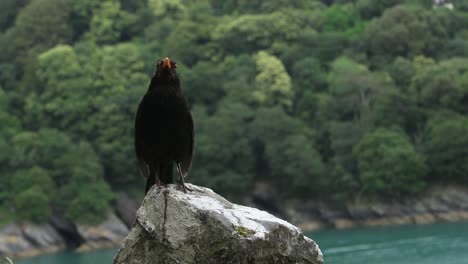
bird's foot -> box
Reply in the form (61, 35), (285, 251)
(183, 184), (194, 193)
(177, 180), (193, 193)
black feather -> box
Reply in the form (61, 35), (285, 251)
(135, 58), (194, 193)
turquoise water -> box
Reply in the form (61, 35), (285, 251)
(9, 222), (468, 264)
(12, 248), (117, 264)
(309, 221), (468, 264)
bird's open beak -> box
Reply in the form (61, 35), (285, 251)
(162, 57), (172, 70)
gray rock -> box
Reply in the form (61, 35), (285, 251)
(21, 223), (65, 248)
(0, 224), (33, 256)
(114, 184), (323, 264)
(49, 208), (85, 247)
(422, 197), (450, 213)
(76, 213), (129, 251)
(346, 205), (375, 220)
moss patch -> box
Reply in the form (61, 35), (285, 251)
(233, 225), (256, 237)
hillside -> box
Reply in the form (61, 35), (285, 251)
(0, 0), (468, 226)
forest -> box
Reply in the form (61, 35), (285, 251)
(0, 0), (468, 225)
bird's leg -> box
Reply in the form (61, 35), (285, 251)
(176, 163), (193, 193)
(155, 176), (161, 188)
(156, 165), (166, 188)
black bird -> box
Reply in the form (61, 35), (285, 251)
(135, 57), (194, 194)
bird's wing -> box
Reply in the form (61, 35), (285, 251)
(180, 112), (194, 177)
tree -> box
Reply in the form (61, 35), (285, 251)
(268, 134), (325, 198)
(86, 0), (136, 44)
(409, 57), (468, 112)
(280, 32), (349, 68)
(7, 0), (73, 66)
(28, 43), (147, 188)
(10, 167), (54, 197)
(364, 5), (449, 63)
(323, 4), (361, 32)
(213, 10), (322, 54)
(164, 18), (218, 66)
(65, 182), (114, 224)
(329, 120), (367, 174)
(370, 89), (425, 141)
(388, 57), (414, 89)
(296, 92), (335, 126)
(148, 0), (186, 19)
(10, 129), (113, 223)
(254, 51), (294, 110)
(210, 0), (325, 14)
(291, 57), (327, 94)
(26, 45), (92, 131)
(328, 57), (393, 120)
(87, 43), (147, 187)
(354, 128), (427, 196)
(191, 103), (255, 199)
(249, 107), (322, 197)
(356, 0), (402, 19)
(15, 187), (50, 222)
(0, 0), (29, 31)
(184, 61), (225, 108)
(423, 115), (468, 183)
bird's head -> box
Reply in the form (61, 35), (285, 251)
(154, 57), (178, 82)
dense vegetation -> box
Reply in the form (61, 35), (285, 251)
(1, 0), (468, 224)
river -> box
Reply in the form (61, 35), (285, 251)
(11, 221), (468, 264)
(310, 221), (468, 264)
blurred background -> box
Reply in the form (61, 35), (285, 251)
(1, 0), (468, 263)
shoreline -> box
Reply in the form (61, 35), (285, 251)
(3, 186), (468, 259)
(0, 213), (129, 260)
(288, 186), (468, 232)
(297, 211), (468, 232)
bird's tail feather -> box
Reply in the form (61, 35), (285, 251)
(159, 163), (173, 185)
(144, 163), (173, 194)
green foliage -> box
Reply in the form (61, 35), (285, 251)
(184, 61), (226, 107)
(210, 0), (325, 14)
(9, 129), (112, 223)
(164, 17), (218, 66)
(10, 167), (54, 196)
(291, 57), (327, 93)
(354, 128), (427, 197)
(356, 0), (402, 19)
(423, 115), (468, 183)
(254, 51), (294, 110)
(364, 5), (449, 63)
(0, 206), (15, 226)
(27, 45), (90, 130)
(323, 4), (361, 32)
(66, 182), (115, 224)
(249, 107), (323, 197)
(149, 0), (186, 18)
(214, 10), (322, 53)
(191, 103), (255, 198)
(0, 0), (29, 31)
(86, 0), (136, 44)
(7, 0), (73, 66)
(15, 187), (50, 222)
(328, 57), (393, 120)
(27, 43), (146, 188)
(2, 0), (468, 223)
(409, 57), (468, 111)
